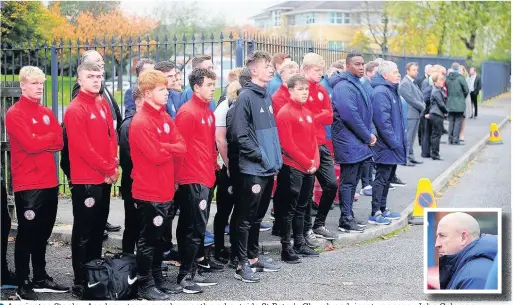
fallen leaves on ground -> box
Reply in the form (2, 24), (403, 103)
(323, 243), (336, 251)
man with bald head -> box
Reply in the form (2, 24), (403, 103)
(435, 212), (498, 290)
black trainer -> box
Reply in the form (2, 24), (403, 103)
(227, 256), (238, 269)
(234, 262), (260, 283)
(138, 286), (171, 300)
(71, 284), (84, 299)
(281, 247), (301, 264)
(178, 277), (203, 294)
(188, 273), (218, 287)
(338, 218), (365, 233)
(250, 256), (281, 272)
(197, 257), (224, 273)
(214, 247), (230, 264)
(155, 271), (182, 295)
(294, 244), (320, 257)
(105, 222), (121, 232)
(0, 270), (18, 289)
(33, 275), (68, 293)
(16, 280), (38, 301)
(162, 248), (180, 262)
(390, 176), (407, 187)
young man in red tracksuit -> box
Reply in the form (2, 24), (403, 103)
(174, 68), (218, 293)
(5, 66), (67, 300)
(301, 53), (338, 245)
(270, 60), (300, 236)
(64, 62), (119, 299)
(129, 70), (187, 300)
(276, 75), (321, 263)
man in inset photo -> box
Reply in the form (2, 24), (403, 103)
(435, 212), (498, 290)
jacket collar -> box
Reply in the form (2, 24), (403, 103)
(191, 93), (210, 109)
(77, 90), (100, 104)
(142, 101), (165, 117)
(18, 95), (40, 110)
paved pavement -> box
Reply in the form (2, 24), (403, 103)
(1, 120), (510, 301)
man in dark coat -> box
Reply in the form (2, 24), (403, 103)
(369, 61), (406, 225)
(469, 67), (482, 118)
(329, 53), (375, 233)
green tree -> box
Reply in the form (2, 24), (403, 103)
(49, 0), (120, 23)
(0, 2), (47, 47)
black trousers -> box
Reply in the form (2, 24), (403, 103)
(71, 183), (111, 285)
(14, 187), (58, 283)
(448, 112), (464, 144)
(1, 179), (11, 278)
(176, 184), (210, 280)
(421, 118), (432, 158)
(122, 193), (139, 254)
(272, 174), (284, 234)
(135, 200), (171, 287)
(338, 160), (367, 226)
(235, 174), (274, 264)
(360, 157), (374, 188)
(430, 115), (445, 158)
(371, 164), (397, 216)
(471, 93), (479, 117)
(278, 165), (314, 247)
(418, 116), (425, 146)
(305, 145), (337, 232)
(213, 166), (237, 252)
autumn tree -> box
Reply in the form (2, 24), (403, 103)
(49, 0), (121, 23)
(349, 30), (373, 54)
(362, 1), (394, 55)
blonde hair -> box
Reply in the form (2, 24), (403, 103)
(431, 72), (445, 83)
(228, 67), (244, 83)
(226, 80), (242, 104)
(138, 70), (168, 94)
(301, 53), (325, 69)
(19, 66), (45, 82)
(279, 61), (299, 75)
(459, 65), (469, 77)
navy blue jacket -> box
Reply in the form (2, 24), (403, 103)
(231, 82), (282, 176)
(266, 72), (282, 96)
(319, 75), (333, 141)
(439, 235), (498, 290)
(330, 71), (374, 164)
(118, 109), (135, 199)
(178, 86), (216, 112)
(166, 89), (182, 119)
(370, 76), (408, 165)
(124, 87), (135, 117)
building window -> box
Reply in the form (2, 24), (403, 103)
(272, 10), (281, 27)
(305, 12), (315, 24)
(344, 13), (350, 24)
(328, 41), (344, 52)
(329, 12), (342, 24)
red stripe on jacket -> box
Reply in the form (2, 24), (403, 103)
(174, 94), (217, 188)
(276, 98), (320, 173)
(304, 80), (333, 145)
(129, 102), (186, 202)
(5, 96), (63, 192)
(64, 90), (118, 184)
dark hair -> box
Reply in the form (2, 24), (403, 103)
(136, 58), (156, 77)
(132, 87), (142, 101)
(188, 68), (217, 89)
(239, 67), (251, 87)
(192, 55), (212, 69)
(77, 62), (102, 74)
(346, 53), (363, 65)
(287, 74), (309, 89)
(245, 50), (272, 68)
(154, 61), (175, 73)
(365, 61), (379, 73)
(406, 62), (419, 72)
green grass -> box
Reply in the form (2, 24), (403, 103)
(2, 74), (222, 108)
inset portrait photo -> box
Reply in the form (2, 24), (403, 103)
(424, 208), (501, 294)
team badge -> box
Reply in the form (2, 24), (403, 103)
(318, 92), (324, 101)
(252, 184), (261, 194)
(306, 116), (313, 123)
(24, 210), (35, 220)
(199, 199), (207, 210)
(228, 186), (233, 194)
(42, 115), (50, 125)
(153, 216), (163, 227)
(163, 123), (170, 134)
(84, 197), (95, 208)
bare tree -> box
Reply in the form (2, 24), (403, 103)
(363, 1), (393, 55)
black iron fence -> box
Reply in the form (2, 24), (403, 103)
(1, 33), (507, 196)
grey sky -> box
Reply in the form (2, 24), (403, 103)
(120, 0), (281, 24)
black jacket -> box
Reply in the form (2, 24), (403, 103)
(429, 86), (449, 118)
(118, 109), (135, 199)
(471, 74), (482, 96)
(230, 82), (282, 176)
